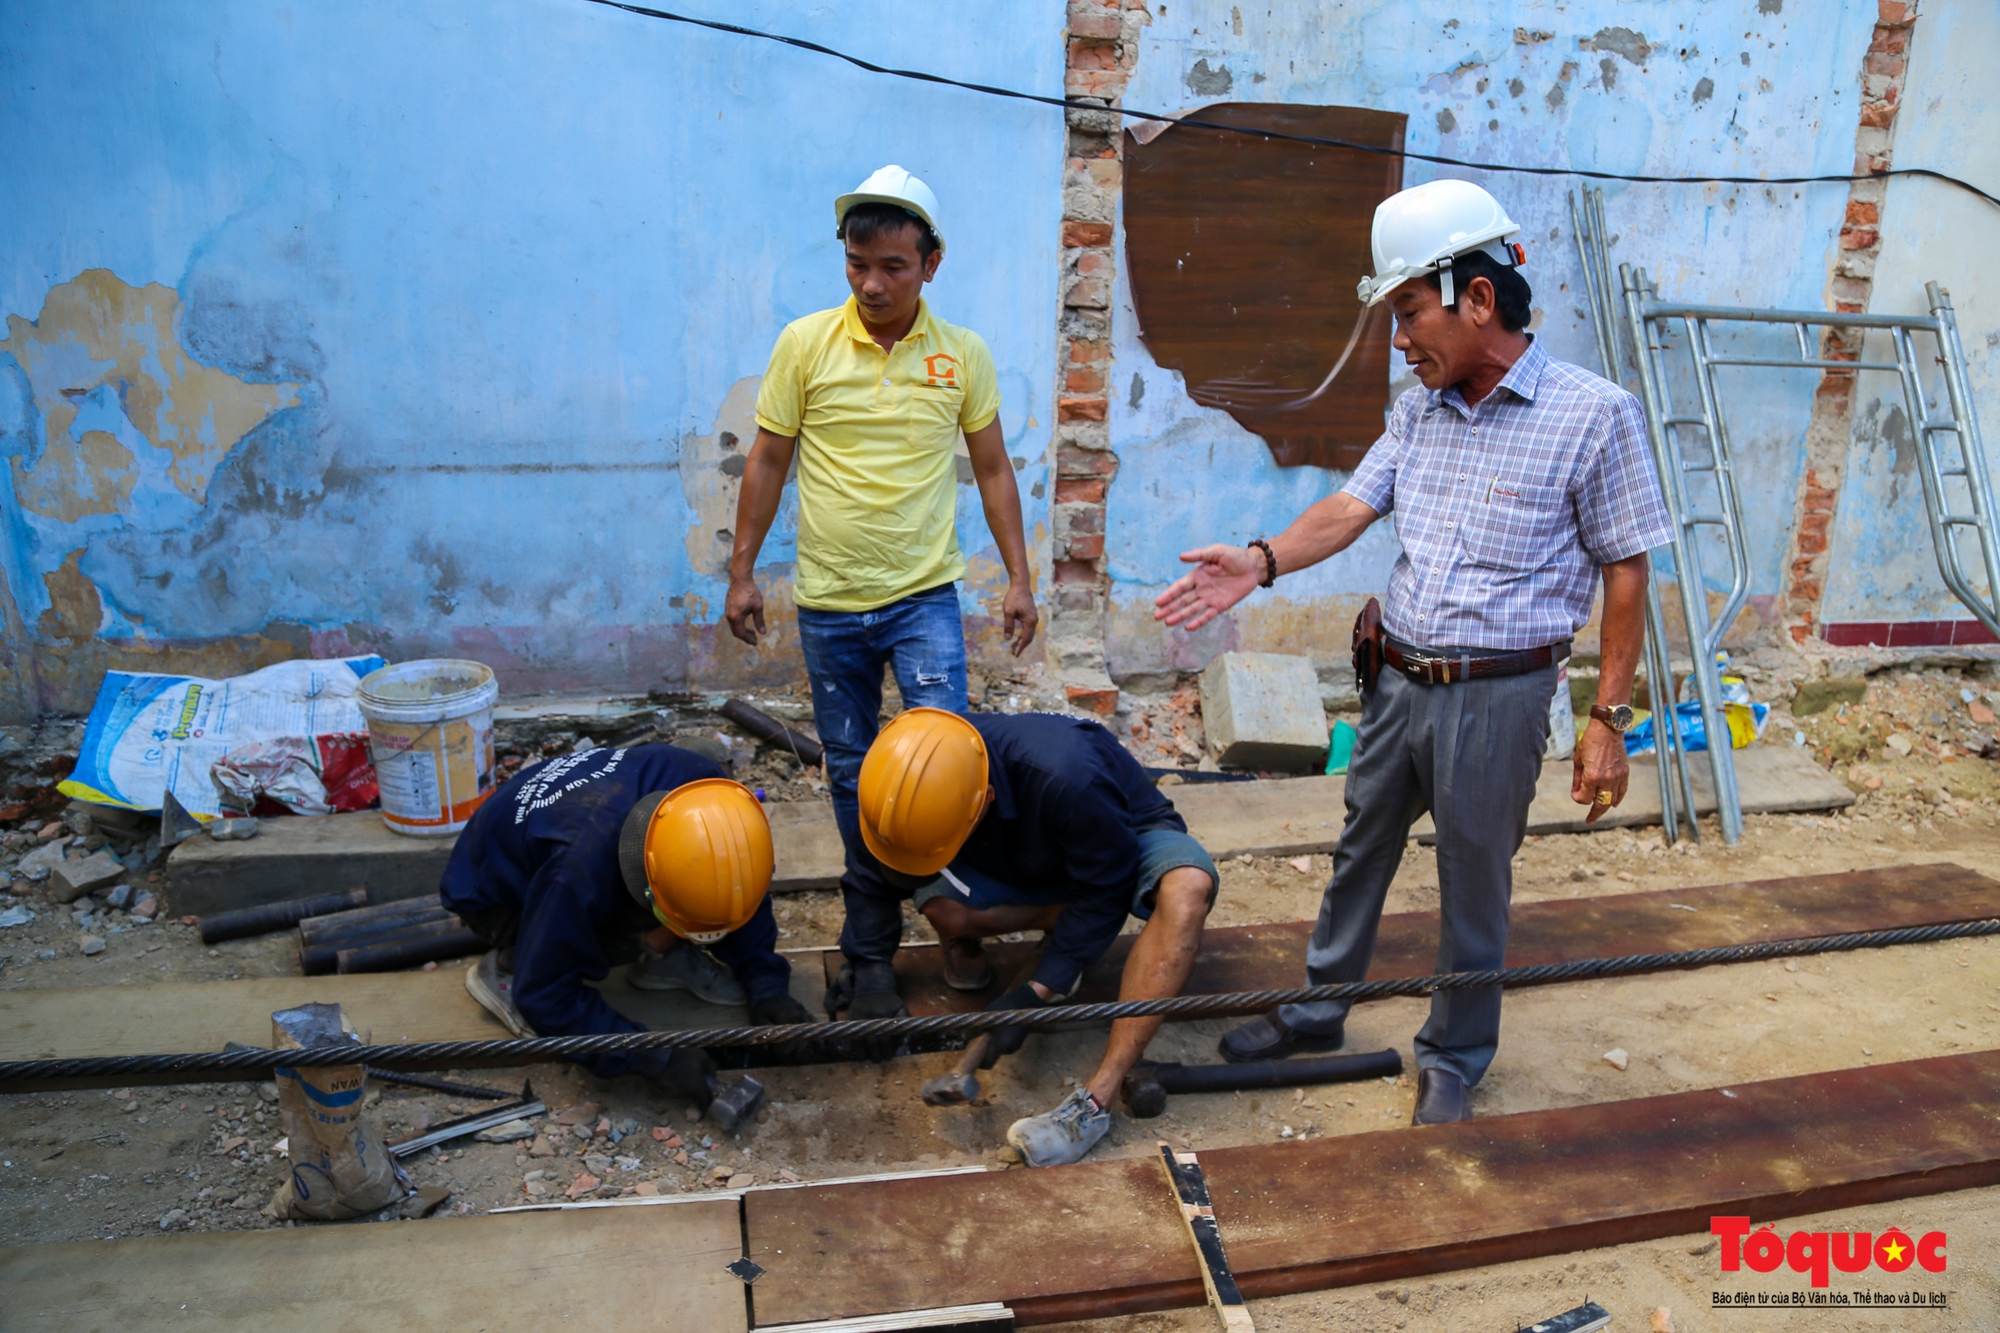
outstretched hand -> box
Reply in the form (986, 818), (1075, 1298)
(1153, 544), (1264, 632)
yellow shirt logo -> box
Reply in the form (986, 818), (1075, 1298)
(923, 353), (960, 389)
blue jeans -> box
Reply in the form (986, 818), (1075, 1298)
(796, 582), (968, 959)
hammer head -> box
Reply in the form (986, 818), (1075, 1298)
(920, 1070), (981, 1107)
(1120, 1065), (1168, 1119)
(703, 1074), (767, 1133)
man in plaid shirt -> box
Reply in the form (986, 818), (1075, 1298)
(1156, 181), (1672, 1126)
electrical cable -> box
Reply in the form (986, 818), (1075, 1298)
(576, 0), (2000, 212)
(7, 917), (1995, 1088)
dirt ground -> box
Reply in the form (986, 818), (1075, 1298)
(4, 658), (2000, 1328)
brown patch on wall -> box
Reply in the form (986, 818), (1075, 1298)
(1123, 104), (1407, 470)
(2, 270), (298, 522)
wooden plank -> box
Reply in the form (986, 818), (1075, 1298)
(852, 862), (2000, 1017)
(0, 969), (511, 1063)
(0, 1197), (746, 1333)
(743, 1049), (2000, 1326)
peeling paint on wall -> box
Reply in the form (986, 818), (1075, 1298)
(2, 271), (297, 524)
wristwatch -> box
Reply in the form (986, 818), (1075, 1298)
(1590, 703), (1636, 733)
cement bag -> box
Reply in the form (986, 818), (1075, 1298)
(59, 656), (386, 817)
(267, 1003), (409, 1221)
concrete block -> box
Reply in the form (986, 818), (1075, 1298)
(49, 850), (127, 903)
(1199, 652), (1330, 772)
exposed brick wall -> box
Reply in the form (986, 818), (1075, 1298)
(1782, 0), (1917, 643)
(1049, 0), (1143, 716)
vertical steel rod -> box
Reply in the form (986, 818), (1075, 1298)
(1621, 264), (1743, 843)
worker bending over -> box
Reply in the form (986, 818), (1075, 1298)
(850, 709), (1218, 1167)
(441, 743), (812, 1118)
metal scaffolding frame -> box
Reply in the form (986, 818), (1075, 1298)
(1568, 189), (1699, 845)
(1616, 266), (1997, 845)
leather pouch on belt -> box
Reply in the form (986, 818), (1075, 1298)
(1352, 597), (1385, 696)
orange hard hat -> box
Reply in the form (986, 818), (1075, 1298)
(858, 708), (990, 877)
(618, 779), (772, 942)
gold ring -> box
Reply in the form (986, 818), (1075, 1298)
(1594, 790), (1615, 806)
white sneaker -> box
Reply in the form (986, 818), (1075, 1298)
(465, 951), (536, 1038)
(1006, 1087), (1112, 1168)
(629, 942), (746, 1005)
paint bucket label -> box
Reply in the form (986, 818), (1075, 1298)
(356, 660), (499, 836)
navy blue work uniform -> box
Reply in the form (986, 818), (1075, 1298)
(440, 744), (789, 1079)
(841, 713), (1212, 996)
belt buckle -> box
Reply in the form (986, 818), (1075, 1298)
(1407, 652), (1450, 684)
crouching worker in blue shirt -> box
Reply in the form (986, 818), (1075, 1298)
(441, 744), (814, 1127)
(845, 709), (1219, 1167)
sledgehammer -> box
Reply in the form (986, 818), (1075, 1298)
(704, 1073), (767, 1133)
(920, 1033), (994, 1107)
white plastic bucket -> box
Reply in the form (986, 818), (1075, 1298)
(356, 660), (499, 836)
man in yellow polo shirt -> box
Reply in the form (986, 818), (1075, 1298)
(726, 165), (1037, 1020)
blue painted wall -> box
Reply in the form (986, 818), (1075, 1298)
(0, 0), (1063, 718)
(1102, 0), (1882, 681)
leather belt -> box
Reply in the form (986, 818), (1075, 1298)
(1383, 637), (1570, 685)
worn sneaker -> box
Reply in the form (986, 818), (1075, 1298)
(465, 950), (536, 1038)
(629, 942), (747, 1005)
(1007, 1087), (1112, 1168)
(939, 936), (994, 991)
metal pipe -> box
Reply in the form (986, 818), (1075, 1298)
(335, 924), (483, 974)
(1124, 1049), (1404, 1117)
(199, 888), (367, 945)
(301, 909), (458, 974)
(297, 894), (444, 943)
(719, 699), (824, 768)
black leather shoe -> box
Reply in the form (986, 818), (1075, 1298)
(1217, 1012), (1345, 1064)
(1411, 1067), (1472, 1125)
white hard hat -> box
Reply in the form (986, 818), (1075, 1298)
(1357, 179), (1523, 308)
(835, 165), (945, 255)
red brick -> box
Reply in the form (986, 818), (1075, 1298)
(1838, 226), (1880, 250)
(1055, 477), (1108, 504)
(1803, 486), (1839, 511)
(1065, 365), (1106, 395)
(1800, 512), (1832, 538)
(1068, 11), (1122, 39)
(1074, 249), (1113, 277)
(1858, 101), (1898, 128)
(1068, 337), (1111, 364)
(1066, 69), (1129, 99)
(1055, 584), (1099, 613)
(1797, 530), (1829, 556)
(1054, 559), (1099, 585)
(1790, 623), (1813, 645)
(1057, 444), (1118, 477)
(1867, 26), (1908, 53)
(1876, 0), (1915, 25)
(1065, 534), (1105, 560)
(1067, 40), (1120, 70)
(1844, 199), (1881, 226)
(1065, 684), (1120, 716)
(1063, 276), (1110, 308)
(1058, 396), (1108, 422)
(1791, 576), (1823, 602)
(1062, 220), (1114, 248)
(1064, 504), (1106, 536)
